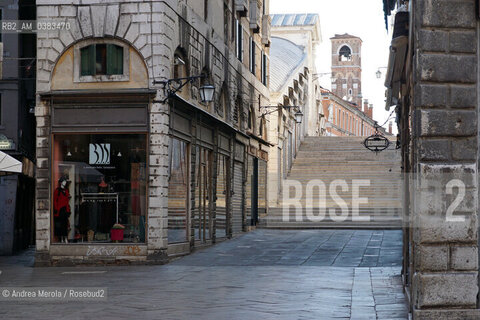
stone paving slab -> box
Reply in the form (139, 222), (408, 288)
(0, 230), (408, 319)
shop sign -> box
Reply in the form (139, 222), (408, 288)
(0, 134), (15, 150)
(363, 134), (390, 153)
(89, 143), (111, 165)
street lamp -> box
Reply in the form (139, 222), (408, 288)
(294, 110), (304, 124)
(199, 84), (215, 103)
(376, 67), (388, 79)
(153, 74), (215, 104)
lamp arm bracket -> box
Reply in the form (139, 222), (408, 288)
(153, 74), (207, 103)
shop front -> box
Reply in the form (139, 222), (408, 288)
(41, 91), (153, 263)
(167, 97), (248, 256)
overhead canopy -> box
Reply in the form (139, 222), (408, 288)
(0, 151), (22, 174)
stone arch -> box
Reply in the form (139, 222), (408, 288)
(50, 37), (149, 91)
(37, 6), (158, 93)
(338, 44), (353, 61)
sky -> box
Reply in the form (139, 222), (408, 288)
(269, 0), (395, 133)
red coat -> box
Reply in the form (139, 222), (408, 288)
(54, 187), (71, 217)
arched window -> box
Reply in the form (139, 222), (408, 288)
(339, 45), (352, 62)
(248, 105), (255, 131)
(259, 117), (266, 139)
(173, 48), (190, 100)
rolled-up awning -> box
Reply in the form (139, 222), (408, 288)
(0, 151), (22, 173)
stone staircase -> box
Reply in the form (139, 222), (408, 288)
(261, 136), (403, 229)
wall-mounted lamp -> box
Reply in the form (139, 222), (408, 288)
(294, 110), (304, 124)
(376, 67), (388, 79)
(153, 74), (215, 104)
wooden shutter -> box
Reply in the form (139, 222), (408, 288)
(106, 44), (123, 75)
(80, 45), (95, 76)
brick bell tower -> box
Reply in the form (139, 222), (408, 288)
(330, 34), (363, 107)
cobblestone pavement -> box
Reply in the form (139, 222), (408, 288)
(0, 230), (408, 320)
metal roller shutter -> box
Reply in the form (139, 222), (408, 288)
(232, 161), (244, 233)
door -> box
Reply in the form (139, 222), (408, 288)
(232, 161), (244, 233)
(194, 147), (213, 242)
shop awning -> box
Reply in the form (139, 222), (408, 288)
(0, 151), (22, 174)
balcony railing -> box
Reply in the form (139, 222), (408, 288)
(235, 0), (248, 17)
(262, 15), (271, 46)
(249, 0), (261, 33)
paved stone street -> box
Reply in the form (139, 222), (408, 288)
(0, 230), (408, 319)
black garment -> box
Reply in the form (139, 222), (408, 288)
(54, 206), (70, 237)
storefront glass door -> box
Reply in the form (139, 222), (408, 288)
(194, 147), (213, 242)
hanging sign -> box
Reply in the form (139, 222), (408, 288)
(363, 134), (390, 153)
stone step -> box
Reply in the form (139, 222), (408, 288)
(265, 136), (402, 230)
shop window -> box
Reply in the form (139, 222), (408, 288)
(194, 147), (213, 242)
(80, 43), (124, 76)
(52, 134), (147, 243)
(168, 138), (189, 244)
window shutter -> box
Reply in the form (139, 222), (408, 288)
(249, 37), (252, 72)
(81, 45), (95, 76)
(235, 19), (239, 59)
(106, 44), (124, 75)
(240, 25), (244, 62)
(106, 44), (114, 75)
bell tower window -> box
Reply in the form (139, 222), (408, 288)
(339, 45), (352, 61)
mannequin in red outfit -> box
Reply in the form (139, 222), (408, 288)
(54, 177), (71, 243)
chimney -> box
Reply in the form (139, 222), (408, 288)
(388, 121), (393, 134)
(368, 104), (374, 119)
(363, 99), (369, 114)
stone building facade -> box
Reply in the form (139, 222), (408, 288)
(321, 90), (378, 137)
(385, 0), (480, 318)
(266, 14), (325, 207)
(34, 0), (271, 265)
(331, 33), (362, 107)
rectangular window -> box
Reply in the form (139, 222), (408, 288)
(204, 0), (208, 21)
(81, 44), (124, 77)
(261, 51), (267, 86)
(249, 37), (255, 74)
(52, 134), (147, 243)
(235, 19), (243, 61)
